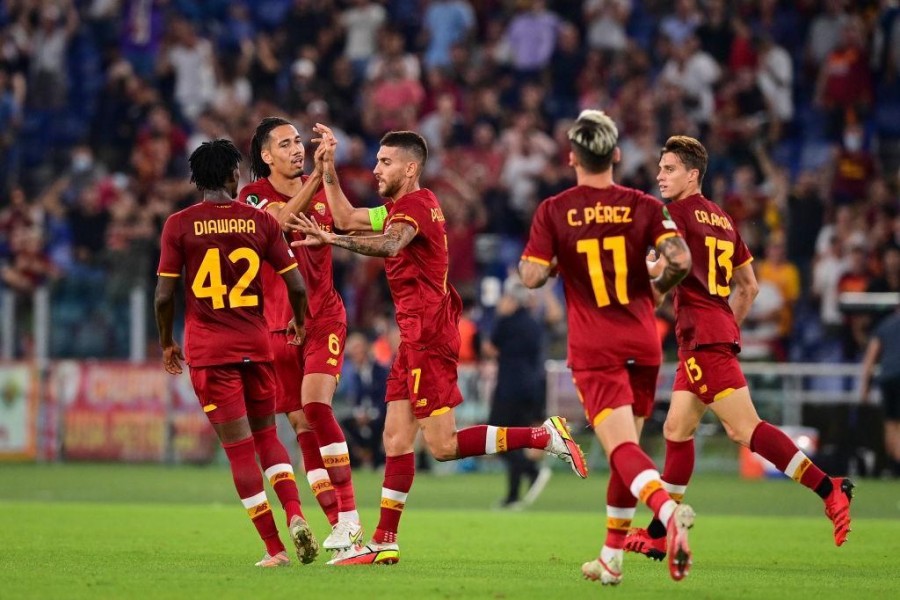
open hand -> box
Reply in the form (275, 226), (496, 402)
(287, 213), (332, 247)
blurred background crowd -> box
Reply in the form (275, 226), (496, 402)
(1, 0), (899, 376)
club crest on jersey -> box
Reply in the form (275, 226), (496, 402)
(315, 202), (327, 216)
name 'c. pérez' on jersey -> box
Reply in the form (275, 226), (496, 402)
(566, 203), (633, 227)
(193, 218), (258, 236)
(693, 209), (733, 231)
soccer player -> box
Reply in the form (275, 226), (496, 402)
(239, 117), (361, 551)
(154, 139), (318, 567)
(518, 110), (696, 586)
(624, 135), (854, 561)
(289, 125), (588, 566)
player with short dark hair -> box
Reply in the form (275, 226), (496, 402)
(240, 117), (361, 551)
(624, 135), (853, 561)
(155, 139), (318, 567)
(518, 110), (696, 586)
(289, 125), (587, 566)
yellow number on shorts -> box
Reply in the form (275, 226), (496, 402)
(328, 333), (341, 356)
(191, 247), (260, 309)
(411, 368), (422, 395)
(684, 357), (703, 383)
(704, 236), (734, 297)
(576, 236), (629, 308)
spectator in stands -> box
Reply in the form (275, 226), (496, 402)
(814, 16), (873, 139)
(339, 0), (386, 77)
(754, 232), (801, 359)
(28, 1), (79, 110)
(156, 17), (217, 122)
(830, 119), (878, 205)
(504, 0), (560, 81)
(421, 0), (475, 69)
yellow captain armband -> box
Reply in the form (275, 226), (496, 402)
(369, 205), (388, 231)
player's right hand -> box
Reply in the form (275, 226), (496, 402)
(162, 343), (184, 375)
(288, 320), (306, 346)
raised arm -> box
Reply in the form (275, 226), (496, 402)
(651, 234), (692, 295)
(729, 262), (759, 326)
(313, 123), (384, 232)
(266, 169), (323, 230)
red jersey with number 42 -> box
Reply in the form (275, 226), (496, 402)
(157, 200), (298, 367)
(384, 188), (462, 346)
(522, 184), (680, 369)
(239, 177), (345, 329)
(666, 193), (753, 350)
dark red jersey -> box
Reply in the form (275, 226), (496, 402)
(240, 177), (345, 328)
(522, 184), (680, 369)
(157, 200), (297, 367)
(665, 194), (753, 350)
(384, 188), (462, 346)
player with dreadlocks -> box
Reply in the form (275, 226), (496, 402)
(155, 139), (318, 567)
(239, 117), (363, 552)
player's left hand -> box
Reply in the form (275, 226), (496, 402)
(287, 213), (331, 246)
(162, 343), (184, 375)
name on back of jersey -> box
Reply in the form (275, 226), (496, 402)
(567, 205), (632, 227)
(194, 218), (257, 236)
(693, 209), (733, 231)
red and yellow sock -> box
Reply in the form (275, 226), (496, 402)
(297, 430), (339, 526)
(304, 402), (357, 516)
(456, 425), (551, 457)
(750, 421), (828, 493)
(223, 436), (284, 556)
(374, 452), (415, 544)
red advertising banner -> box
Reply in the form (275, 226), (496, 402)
(56, 362), (168, 461)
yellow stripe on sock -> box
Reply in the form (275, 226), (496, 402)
(269, 471), (296, 487)
(311, 480), (335, 495)
(323, 454), (350, 468)
(247, 500), (271, 519)
(496, 428), (508, 453)
(606, 517), (633, 531)
(669, 492), (685, 503)
(638, 480), (663, 504)
(380, 498), (405, 511)
(791, 457), (812, 482)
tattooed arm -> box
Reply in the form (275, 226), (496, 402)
(313, 123), (381, 232)
(651, 234), (692, 295)
(289, 212), (416, 257)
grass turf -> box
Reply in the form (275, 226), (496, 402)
(2, 463), (899, 599)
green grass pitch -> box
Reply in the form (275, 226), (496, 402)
(2, 462), (899, 599)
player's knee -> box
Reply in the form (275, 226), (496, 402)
(663, 416), (696, 441)
(426, 437), (458, 462)
(723, 422), (752, 447)
(382, 430), (413, 456)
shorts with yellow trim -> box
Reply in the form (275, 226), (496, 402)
(572, 363), (659, 426)
(673, 344), (747, 405)
(189, 362), (276, 424)
(386, 340), (463, 420)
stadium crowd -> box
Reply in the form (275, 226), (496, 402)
(0, 0), (899, 365)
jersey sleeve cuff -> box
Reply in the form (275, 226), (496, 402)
(388, 214), (419, 234)
(735, 257), (754, 270)
(654, 231), (677, 247)
(276, 262), (298, 275)
(157, 272), (180, 278)
(520, 255), (551, 266)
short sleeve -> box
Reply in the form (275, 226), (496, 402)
(260, 213), (297, 275)
(646, 197), (681, 249)
(386, 197), (424, 236)
(733, 225), (754, 269)
(521, 200), (555, 266)
(157, 215), (184, 277)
